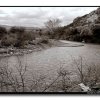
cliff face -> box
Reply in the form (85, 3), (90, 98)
(62, 7), (100, 43)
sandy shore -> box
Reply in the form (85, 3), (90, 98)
(51, 39), (84, 47)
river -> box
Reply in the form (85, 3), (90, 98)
(0, 40), (100, 80)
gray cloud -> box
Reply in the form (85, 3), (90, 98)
(0, 10), (6, 14)
(0, 7), (98, 27)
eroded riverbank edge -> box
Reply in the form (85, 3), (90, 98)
(0, 39), (84, 57)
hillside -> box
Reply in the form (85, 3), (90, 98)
(57, 7), (100, 43)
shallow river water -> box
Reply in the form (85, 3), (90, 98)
(0, 40), (100, 79)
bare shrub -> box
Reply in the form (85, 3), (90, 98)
(9, 26), (25, 34)
(35, 36), (49, 45)
(83, 64), (100, 87)
(39, 36), (49, 44)
(22, 32), (35, 41)
(0, 56), (47, 92)
(56, 67), (72, 92)
(42, 67), (72, 92)
(0, 26), (7, 39)
(72, 56), (100, 93)
(1, 34), (17, 47)
(72, 56), (85, 83)
(29, 74), (47, 92)
(0, 57), (28, 92)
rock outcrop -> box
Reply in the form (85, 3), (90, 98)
(62, 7), (100, 43)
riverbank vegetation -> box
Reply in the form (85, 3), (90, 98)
(0, 26), (52, 56)
(0, 26), (50, 48)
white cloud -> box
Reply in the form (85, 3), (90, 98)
(0, 7), (98, 27)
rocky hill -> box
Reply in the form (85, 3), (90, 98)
(59, 7), (100, 43)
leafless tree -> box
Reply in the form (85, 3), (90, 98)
(45, 18), (61, 35)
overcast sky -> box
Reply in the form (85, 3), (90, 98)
(0, 7), (98, 28)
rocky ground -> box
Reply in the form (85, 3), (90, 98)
(0, 39), (84, 57)
(0, 41), (52, 57)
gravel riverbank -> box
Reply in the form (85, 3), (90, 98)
(0, 40), (84, 57)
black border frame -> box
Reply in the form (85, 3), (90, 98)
(0, 6), (99, 95)
(0, 5), (100, 7)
